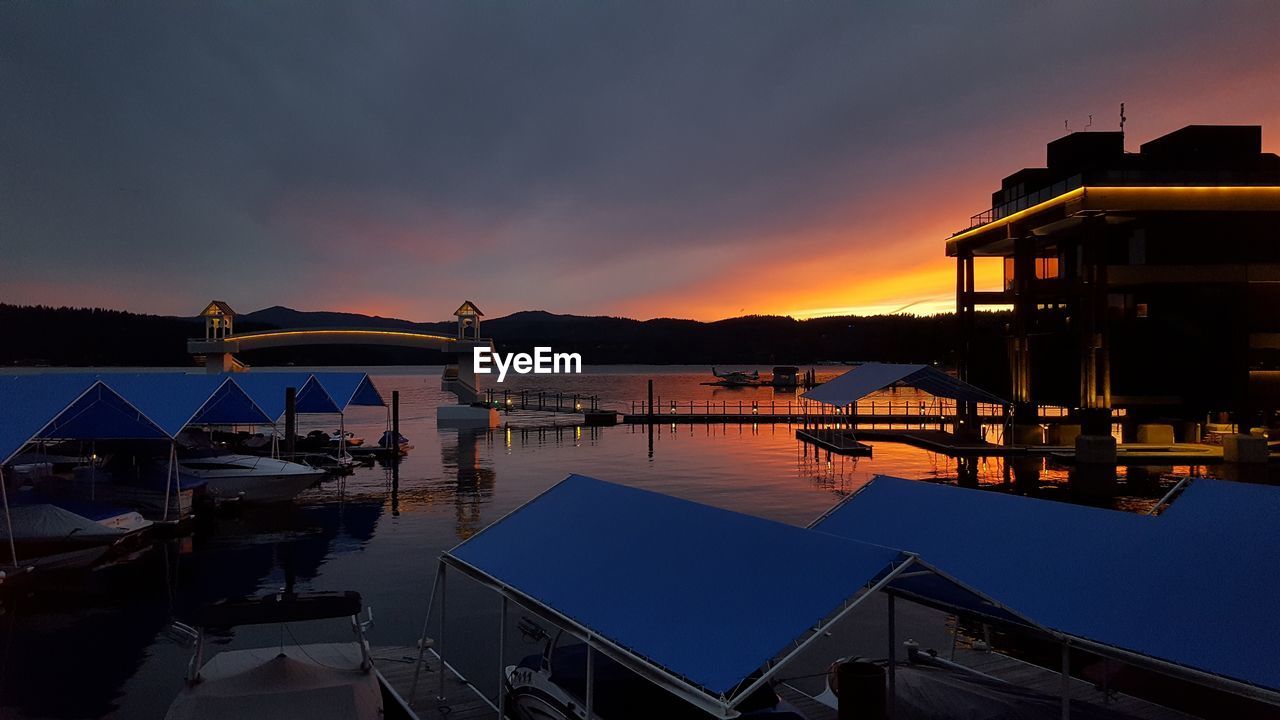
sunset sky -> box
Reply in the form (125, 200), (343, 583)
(3, 2), (1279, 322)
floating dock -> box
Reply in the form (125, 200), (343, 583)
(373, 646), (495, 720)
(621, 412), (1005, 425)
(777, 647), (1200, 720)
(857, 429), (1023, 457)
(795, 428), (872, 456)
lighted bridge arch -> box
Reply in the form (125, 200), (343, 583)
(187, 300), (494, 407)
(195, 327), (460, 354)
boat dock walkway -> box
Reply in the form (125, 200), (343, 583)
(857, 428), (1022, 456)
(778, 648), (1198, 720)
(624, 411), (982, 425)
(949, 647), (1199, 720)
(378, 642), (1198, 720)
(795, 428), (872, 456)
(373, 645), (496, 720)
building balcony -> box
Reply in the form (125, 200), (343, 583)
(957, 168), (1280, 237)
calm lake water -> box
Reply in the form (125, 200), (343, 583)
(0, 366), (1200, 718)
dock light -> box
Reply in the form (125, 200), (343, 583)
(574, 401), (582, 411)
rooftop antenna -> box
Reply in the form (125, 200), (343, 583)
(1120, 103), (1127, 151)
(1085, 114), (1093, 131)
(1064, 119), (1070, 132)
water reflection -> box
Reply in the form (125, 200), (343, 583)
(440, 429), (496, 541)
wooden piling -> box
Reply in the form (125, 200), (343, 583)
(284, 387), (297, 458)
(392, 390), (400, 443)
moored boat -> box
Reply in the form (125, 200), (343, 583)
(331, 430), (364, 447)
(3, 502), (152, 571)
(178, 454), (324, 504)
(376, 431), (413, 452)
(166, 591), (404, 720)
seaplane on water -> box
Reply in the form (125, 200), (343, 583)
(705, 368), (761, 387)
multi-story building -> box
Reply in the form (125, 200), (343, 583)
(948, 125), (1280, 436)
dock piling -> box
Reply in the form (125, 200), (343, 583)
(284, 387), (296, 459)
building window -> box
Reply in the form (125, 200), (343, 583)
(1004, 257), (1015, 290)
(1034, 256), (1060, 280)
(1136, 302), (1149, 318)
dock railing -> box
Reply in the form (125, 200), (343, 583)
(621, 398), (1071, 431)
(483, 388), (603, 414)
(625, 399), (1067, 419)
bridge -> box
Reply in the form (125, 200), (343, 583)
(187, 300), (495, 409)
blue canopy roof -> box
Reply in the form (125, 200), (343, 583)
(229, 373), (341, 417)
(33, 381), (172, 443)
(0, 375), (103, 464)
(813, 476), (1280, 698)
(85, 374), (271, 435)
(310, 372), (385, 409)
(802, 363), (1006, 406)
(1, 373), (273, 463)
(448, 474), (913, 701)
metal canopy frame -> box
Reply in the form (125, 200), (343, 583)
(811, 477), (1280, 711)
(410, 476), (1060, 719)
(432, 551), (918, 719)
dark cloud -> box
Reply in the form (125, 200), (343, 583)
(3, 2), (1278, 319)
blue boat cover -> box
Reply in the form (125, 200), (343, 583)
(229, 373), (340, 417)
(802, 363), (1006, 407)
(311, 372), (385, 409)
(448, 474), (909, 697)
(813, 476), (1280, 694)
(0, 375), (101, 464)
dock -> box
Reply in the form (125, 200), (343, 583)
(373, 646), (496, 720)
(949, 648), (1199, 720)
(795, 428), (872, 456)
(621, 411), (1013, 425)
(857, 428), (1023, 456)
(776, 648), (1198, 720)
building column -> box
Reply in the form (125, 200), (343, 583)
(1075, 218), (1116, 462)
(1011, 235), (1037, 425)
(956, 250), (979, 438)
(1077, 218), (1112, 429)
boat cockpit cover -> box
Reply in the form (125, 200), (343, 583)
(230, 373), (341, 417)
(446, 474), (908, 699)
(0, 375), (101, 464)
(801, 363), (1005, 407)
(311, 373), (385, 409)
(813, 475), (1280, 695)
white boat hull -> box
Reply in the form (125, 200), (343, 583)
(203, 472), (323, 504)
(179, 455), (326, 504)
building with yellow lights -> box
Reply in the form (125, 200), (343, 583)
(948, 125), (1280, 437)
